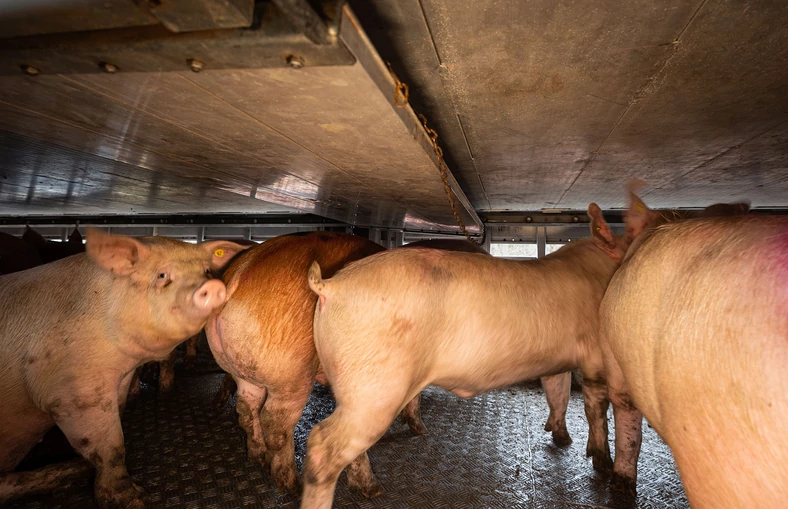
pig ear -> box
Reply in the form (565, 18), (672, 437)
(624, 183), (659, 242)
(68, 225), (83, 245)
(588, 203), (619, 260)
(86, 228), (150, 276)
(23, 225), (47, 247)
(200, 241), (253, 270)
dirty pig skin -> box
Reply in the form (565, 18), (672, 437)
(299, 200), (642, 509)
(0, 228), (249, 508)
(599, 195), (788, 507)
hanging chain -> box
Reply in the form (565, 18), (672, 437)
(386, 62), (409, 108)
(385, 62), (485, 247)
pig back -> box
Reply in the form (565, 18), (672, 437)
(600, 215), (788, 505)
(215, 232), (384, 362)
(313, 239), (619, 388)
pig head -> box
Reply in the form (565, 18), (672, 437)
(0, 228), (249, 508)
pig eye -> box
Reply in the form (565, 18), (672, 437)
(205, 268), (212, 278)
(154, 270), (171, 288)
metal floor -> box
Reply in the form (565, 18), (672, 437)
(9, 355), (688, 509)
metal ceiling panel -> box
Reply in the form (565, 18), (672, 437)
(559, 0), (788, 209)
(0, 130), (294, 215)
(358, 0), (788, 211)
(0, 5), (481, 233)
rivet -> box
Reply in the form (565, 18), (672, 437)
(286, 55), (305, 69)
(572, 216), (579, 223)
(99, 62), (118, 73)
(187, 59), (204, 73)
(21, 65), (39, 76)
(525, 216), (532, 223)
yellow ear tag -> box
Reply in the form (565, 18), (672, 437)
(596, 227), (601, 231)
(636, 203), (646, 213)
(214, 248), (225, 257)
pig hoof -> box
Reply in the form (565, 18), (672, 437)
(349, 477), (385, 499)
(551, 428), (572, 447)
(272, 468), (302, 496)
(591, 453), (613, 472)
(158, 380), (174, 394)
(404, 417), (428, 436)
(95, 482), (145, 509)
(586, 447), (613, 472)
(610, 472), (637, 496)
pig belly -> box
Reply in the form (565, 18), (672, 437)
(432, 331), (578, 397)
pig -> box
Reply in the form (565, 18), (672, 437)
(0, 228), (249, 508)
(403, 238), (489, 254)
(541, 198), (753, 449)
(0, 231), (43, 275)
(209, 237), (487, 423)
(597, 196), (787, 508)
(127, 239), (259, 401)
(23, 225), (85, 263)
(300, 203), (634, 508)
(205, 231), (428, 496)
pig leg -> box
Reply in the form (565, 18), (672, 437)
(53, 399), (144, 508)
(126, 368), (141, 403)
(117, 370), (137, 416)
(541, 372), (572, 446)
(214, 373), (238, 409)
(600, 340), (641, 495)
(400, 393), (428, 435)
(579, 349), (613, 472)
(303, 396), (404, 509)
(259, 381), (313, 495)
(184, 335), (198, 371)
(158, 351), (176, 394)
(0, 458), (93, 503)
(235, 379), (268, 467)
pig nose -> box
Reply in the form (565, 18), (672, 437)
(193, 279), (227, 311)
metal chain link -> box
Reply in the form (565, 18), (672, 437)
(386, 62), (409, 108)
(385, 62), (485, 247)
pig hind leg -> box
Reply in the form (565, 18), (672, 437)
(541, 372), (572, 446)
(158, 351), (176, 394)
(302, 399), (399, 509)
(235, 380), (268, 467)
(579, 349), (613, 471)
(214, 373), (238, 409)
(259, 379), (314, 495)
(600, 339), (641, 495)
(400, 393), (428, 435)
(184, 334), (199, 370)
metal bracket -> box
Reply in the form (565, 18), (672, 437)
(0, 2), (355, 75)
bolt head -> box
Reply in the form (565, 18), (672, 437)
(286, 55), (305, 69)
(21, 65), (39, 76)
(187, 59), (205, 72)
(99, 62), (118, 73)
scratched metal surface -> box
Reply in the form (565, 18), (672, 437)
(353, 0), (788, 212)
(10, 351), (688, 508)
(0, 5), (480, 232)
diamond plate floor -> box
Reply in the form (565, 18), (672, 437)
(9, 354), (688, 509)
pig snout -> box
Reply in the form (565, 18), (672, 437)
(193, 279), (227, 312)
